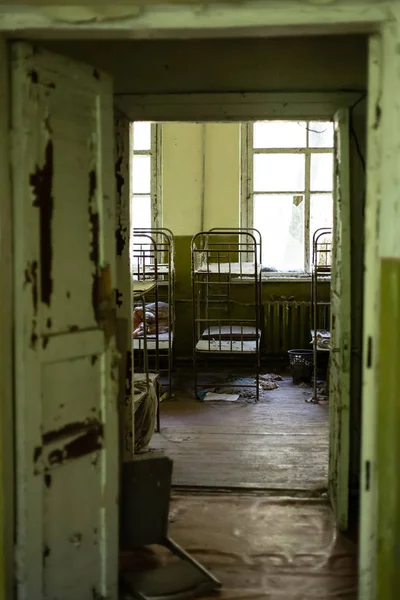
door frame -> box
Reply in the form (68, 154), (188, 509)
(126, 93), (357, 513)
(0, 35), (14, 600)
(329, 108), (352, 530)
(0, 4), (399, 600)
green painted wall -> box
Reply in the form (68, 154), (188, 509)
(377, 258), (400, 599)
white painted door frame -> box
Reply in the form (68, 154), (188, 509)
(358, 34), (382, 600)
(329, 108), (351, 531)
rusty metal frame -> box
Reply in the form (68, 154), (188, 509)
(311, 227), (332, 402)
(131, 232), (160, 431)
(132, 228), (175, 412)
(191, 228), (262, 402)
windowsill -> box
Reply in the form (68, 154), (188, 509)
(261, 272), (331, 283)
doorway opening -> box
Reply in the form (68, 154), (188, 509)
(5, 31), (367, 600)
(129, 118), (343, 495)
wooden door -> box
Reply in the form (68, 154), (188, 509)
(11, 43), (119, 599)
(328, 108), (351, 531)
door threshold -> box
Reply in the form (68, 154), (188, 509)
(172, 485), (328, 499)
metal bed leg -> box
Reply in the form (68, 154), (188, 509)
(156, 395), (160, 433)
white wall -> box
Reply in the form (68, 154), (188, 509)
(162, 123), (240, 235)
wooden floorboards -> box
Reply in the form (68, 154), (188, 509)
(121, 494), (358, 599)
(168, 494), (358, 599)
(151, 373), (329, 491)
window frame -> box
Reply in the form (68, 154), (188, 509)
(241, 120), (334, 276)
(131, 122), (162, 229)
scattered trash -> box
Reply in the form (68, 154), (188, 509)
(170, 435), (191, 443)
(219, 387), (256, 400)
(260, 381), (279, 391)
(260, 373), (283, 382)
(196, 389), (215, 401)
(203, 392), (239, 402)
(305, 395), (330, 405)
(317, 386), (328, 397)
(257, 373), (281, 391)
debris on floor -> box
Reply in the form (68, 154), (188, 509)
(151, 371), (329, 489)
(297, 381), (312, 389)
(259, 373), (282, 391)
(305, 386), (329, 405)
(218, 387), (256, 400)
(196, 389), (215, 401)
(260, 380), (279, 390)
(260, 373), (283, 382)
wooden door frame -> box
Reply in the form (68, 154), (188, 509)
(1, 3), (400, 600)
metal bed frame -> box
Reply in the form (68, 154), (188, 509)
(191, 228), (262, 402)
(131, 232), (161, 432)
(311, 227), (332, 402)
(132, 280), (158, 435)
(132, 228), (175, 407)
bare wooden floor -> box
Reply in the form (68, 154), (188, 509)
(151, 371), (329, 491)
(168, 494), (357, 599)
(121, 494), (357, 599)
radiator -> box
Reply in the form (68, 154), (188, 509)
(264, 301), (330, 356)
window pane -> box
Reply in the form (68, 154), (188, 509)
(310, 194), (333, 264)
(133, 122), (151, 150)
(131, 195), (151, 229)
(308, 121), (334, 148)
(254, 194), (304, 272)
(132, 155), (151, 193)
(253, 121), (307, 149)
(310, 153), (333, 192)
(253, 154), (305, 192)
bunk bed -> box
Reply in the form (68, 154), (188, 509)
(132, 228), (175, 403)
(191, 228), (262, 401)
(311, 227), (332, 402)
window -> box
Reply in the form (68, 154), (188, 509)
(131, 122), (161, 229)
(242, 120), (334, 274)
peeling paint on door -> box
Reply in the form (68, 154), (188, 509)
(30, 140), (54, 307)
(12, 42), (119, 600)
